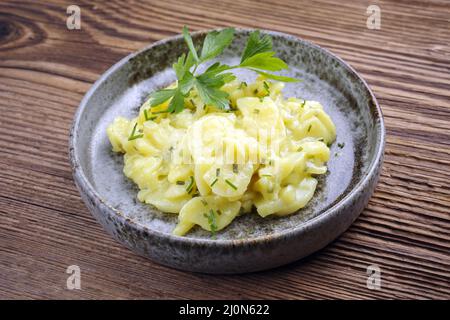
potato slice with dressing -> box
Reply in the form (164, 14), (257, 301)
(173, 196), (241, 236)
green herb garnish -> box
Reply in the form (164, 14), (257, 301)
(128, 123), (144, 141)
(201, 199), (208, 206)
(146, 26), (299, 114)
(176, 180), (185, 185)
(307, 124), (312, 132)
(186, 176), (195, 193)
(210, 178), (219, 187)
(232, 163), (239, 174)
(225, 179), (238, 190)
(300, 100), (306, 108)
(152, 110), (170, 114)
(338, 142), (345, 148)
(263, 81), (270, 95)
(144, 109), (157, 121)
(204, 209), (218, 236)
(216, 168), (220, 177)
(239, 81), (247, 89)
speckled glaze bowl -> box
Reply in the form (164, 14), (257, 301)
(69, 29), (385, 274)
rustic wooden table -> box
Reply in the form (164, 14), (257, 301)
(1, 0), (449, 299)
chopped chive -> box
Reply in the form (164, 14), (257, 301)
(204, 209), (218, 237)
(268, 159), (273, 166)
(307, 124), (312, 132)
(318, 137), (324, 142)
(210, 178), (219, 187)
(128, 123), (144, 141)
(201, 199), (208, 206)
(232, 163), (239, 174)
(239, 81), (248, 89)
(263, 81), (270, 95)
(225, 179), (237, 190)
(259, 97), (264, 102)
(297, 146), (303, 152)
(217, 209), (222, 216)
(254, 108), (260, 114)
(186, 176), (194, 193)
(152, 110), (169, 114)
(300, 100), (306, 108)
(253, 88), (258, 94)
(338, 142), (345, 148)
(144, 109), (157, 121)
(190, 99), (196, 108)
(216, 168), (220, 177)
(176, 180), (185, 185)
(261, 174), (272, 177)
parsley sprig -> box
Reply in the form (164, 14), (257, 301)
(147, 26), (299, 114)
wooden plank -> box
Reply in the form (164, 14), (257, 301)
(0, 0), (449, 299)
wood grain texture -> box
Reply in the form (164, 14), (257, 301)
(0, 0), (449, 299)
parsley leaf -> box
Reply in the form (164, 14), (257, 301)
(167, 88), (185, 113)
(240, 51), (287, 71)
(178, 71), (195, 95)
(173, 51), (195, 79)
(182, 26), (199, 62)
(239, 30), (299, 82)
(202, 63), (236, 85)
(148, 89), (176, 107)
(200, 28), (235, 62)
(195, 76), (230, 110)
(145, 27), (300, 114)
(204, 61), (231, 75)
(254, 70), (299, 82)
(240, 30), (272, 63)
(197, 63), (235, 88)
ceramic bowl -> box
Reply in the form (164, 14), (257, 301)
(69, 29), (385, 273)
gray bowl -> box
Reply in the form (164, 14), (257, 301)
(69, 29), (385, 274)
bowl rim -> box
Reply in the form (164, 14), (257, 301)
(69, 28), (385, 246)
